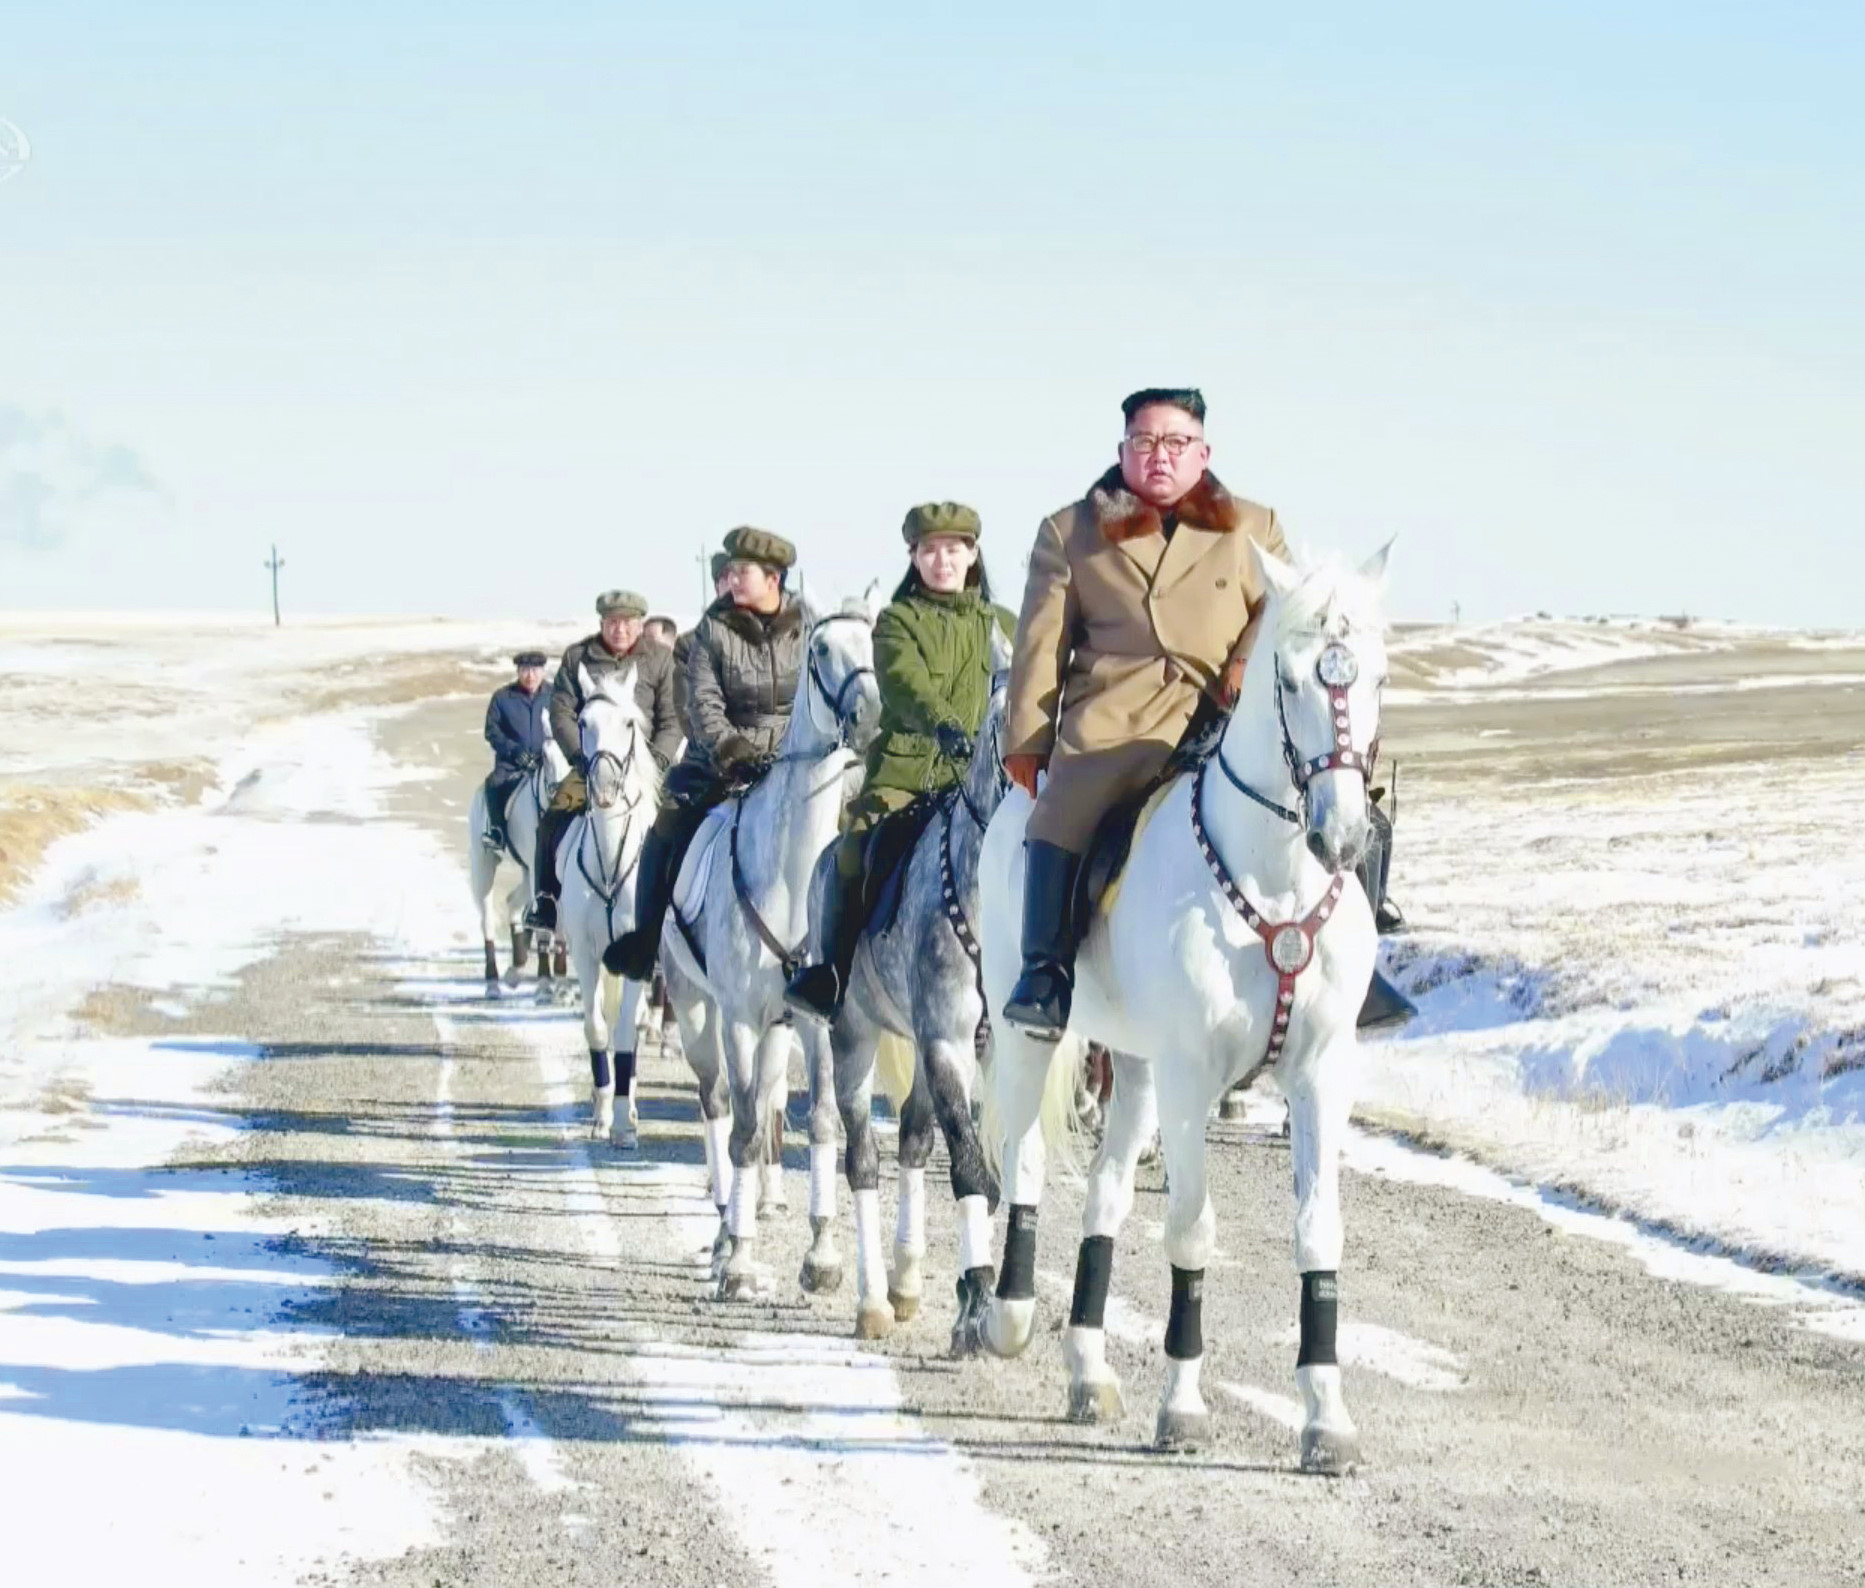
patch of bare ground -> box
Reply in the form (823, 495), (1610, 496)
(0, 784), (152, 903)
(68, 981), (172, 1037)
(288, 652), (508, 714)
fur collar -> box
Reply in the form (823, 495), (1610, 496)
(1088, 465), (1243, 545)
(707, 594), (804, 643)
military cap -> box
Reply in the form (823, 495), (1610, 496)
(512, 649), (549, 667)
(902, 501), (982, 546)
(710, 550), (730, 584)
(595, 589), (648, 619)
(722, 526), (796, 571)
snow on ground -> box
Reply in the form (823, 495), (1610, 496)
(1368, 625), (1865, 1282)
(1388, 617), (1750, 691)
(0, 620), (508, 1583)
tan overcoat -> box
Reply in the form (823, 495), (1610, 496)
(1006, 466), (1288, 851)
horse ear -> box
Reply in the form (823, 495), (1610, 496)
(862, 579), (883, 622)
(1249, 538), (1299, 600)
(1359, 537), (1396, 587)
(576, 662), (598, 702)
(611, 662), (638, 703)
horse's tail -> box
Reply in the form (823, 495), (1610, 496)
(875, 1032), (916, 1111)
(980, 1031), (1089, 1183)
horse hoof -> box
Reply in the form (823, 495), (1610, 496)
(718, 1265), (772, 1303)
(800, 1256), (843, 1295)
(1068, 1378), (1126, 1425)
(887, 1287), (921, 1324)
(1300, 1426), (1362, 1476)
(484, 978), (502, 999)
(1154, 1406), (1212, 1450)
(1216, 1090), (1249, 1122)
(611, 1124), (638, 1151)
(982, 1299), (1035, 1360)
(855, 1301), (895, 1340)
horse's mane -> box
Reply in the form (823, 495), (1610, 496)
(1273, 553), (1387, 643)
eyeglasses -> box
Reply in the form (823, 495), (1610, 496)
(1124, 432), (1203, 458)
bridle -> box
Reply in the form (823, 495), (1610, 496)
(799, 612), (876, 753)
(1191, 637), (1380, 1070)
(1219, 639), (1379, 837)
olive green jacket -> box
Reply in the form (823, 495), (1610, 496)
(863, 586), (1013, 802)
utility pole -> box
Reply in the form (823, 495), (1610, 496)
(696, 543), (711, 608)
(264, 545), (285, 627)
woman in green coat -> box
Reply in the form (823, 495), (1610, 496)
(785, 502), (1013, 1022)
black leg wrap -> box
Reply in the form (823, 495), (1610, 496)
(996, 1204), (1038, 1300)
(1069, 1234), (1114, 1329)
(614, 1050), (636, 1093)
(1297, 1270), (1339, 1367)
(589, 1049), (611, 1091)
(1164, 1265), (1205, 1361)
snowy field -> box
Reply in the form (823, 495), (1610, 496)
(1, 612), (1863, 1583)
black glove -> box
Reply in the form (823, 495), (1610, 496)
(714, 734), (758, 774)
(518, 750), (541, 771)
(934, 723), (974, 761)
(572, 751), (589, 777)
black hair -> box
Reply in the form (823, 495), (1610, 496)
(892, 550), (994, 605)
(1120, 387), (1206, 426)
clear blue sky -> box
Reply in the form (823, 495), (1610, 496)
(2, 2), (1860, 625)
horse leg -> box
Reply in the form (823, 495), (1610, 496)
(719, 1019), (777, 1301)
(798, 1020), (842, 1294)
(920, 1034), (997, 1358)
(608, 972), (640, 1149)
(1152, 1057), (1219, 1450)
(889, 1062), (935, 1323)
(1065, 1052), (1157, 1424)
(1286, 1040), (1361, 1475)
(469, 833), (502, 992)
(669, 974), (732, 1276)
(580, 936), (614, 1142)
(832, 1013), (891, 1337)
(981, 1025), (1063, 1360)
(511, 924), (530, 972)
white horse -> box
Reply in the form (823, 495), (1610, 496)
(978, 543), (1391, 1474)
(660, 600), (881, 1299)
(556, 662), (662, 1148)
(467, 739), (568, 992)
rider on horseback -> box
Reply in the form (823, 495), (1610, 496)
(606, 528), (812, 981)
(482, 650), (550, 855)
(525, 590), (681, 934)
(784, 502), (1013, 1022)
(1000, 387), (1414, 1040)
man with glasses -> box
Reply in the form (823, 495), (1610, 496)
(1001, 386), (1413, 1039)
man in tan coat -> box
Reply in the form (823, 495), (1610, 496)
(1001, 387), (1288, 1038)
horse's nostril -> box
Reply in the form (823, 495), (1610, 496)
(1306, 830), (1328, 862)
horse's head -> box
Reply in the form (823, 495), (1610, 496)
(574, 661), (656, 811)
(1248, 539), (1393, 876)
(800, 602), (882, 754)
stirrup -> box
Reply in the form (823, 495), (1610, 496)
(1003, 961), (1071, 1043)
(524, 896), (557, 933)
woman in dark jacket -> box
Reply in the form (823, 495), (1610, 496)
(785, 502), (1011, 1021)
(608, 526), (809, 980)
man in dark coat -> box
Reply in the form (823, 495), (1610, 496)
(606, 527), (809, 980)
(524, 590), (682, 933)
(483, 650), (551, 854)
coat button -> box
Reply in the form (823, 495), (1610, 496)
(1216, 578), (1228, 589)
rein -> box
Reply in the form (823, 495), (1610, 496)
(940, 792), (991, 1060)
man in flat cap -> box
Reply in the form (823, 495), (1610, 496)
(1001, 386), (1414, 1038)
(525, 590), (681, 934)
(608, 527), (812, 980)
(482, 650), (551, 856)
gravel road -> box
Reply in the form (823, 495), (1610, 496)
(64, 692), (1865, 1587)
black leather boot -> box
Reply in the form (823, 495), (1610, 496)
(1357, 969), (1417, 1032)
(784, 861), (864, 1023)
(1002, 841), (1081, 1042)
(524, 806), (574, 932)
(604, 811), (684, 979)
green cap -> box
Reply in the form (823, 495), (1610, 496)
(595, 589), (648, 619)
(723, 526), (796, 571)
(902, 502), (982, 546)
